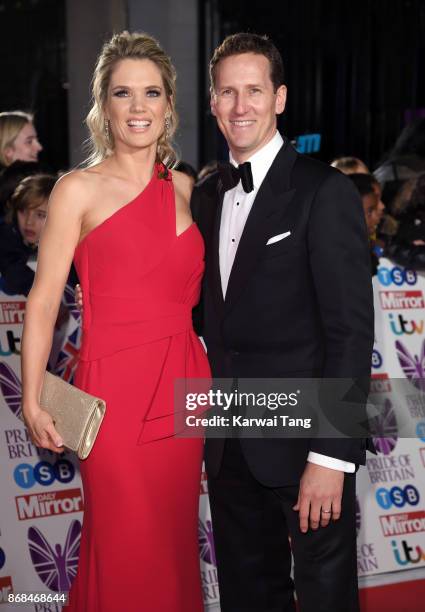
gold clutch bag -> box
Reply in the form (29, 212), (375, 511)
(39, 371), (106, 460)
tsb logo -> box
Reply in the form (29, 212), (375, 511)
(372, 349), (383, 369)
(378, 267), (417, 287)
(376, 484), (420, 509)
(14, 459), (75, 489)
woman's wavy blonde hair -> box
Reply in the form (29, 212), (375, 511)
(0, 111), (33, 167)
(85, 31), (178, 167)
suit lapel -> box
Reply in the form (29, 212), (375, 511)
(224, 140), (298, 314)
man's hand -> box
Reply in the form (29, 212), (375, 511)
(75, 284), (83, 312)
(293, 462), (344, 533)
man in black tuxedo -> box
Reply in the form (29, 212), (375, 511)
(191, 34), (374, 612)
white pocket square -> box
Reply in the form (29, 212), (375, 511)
(266, 231), (291, 245)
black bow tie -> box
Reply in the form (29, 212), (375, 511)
(218, 161), (254, 193)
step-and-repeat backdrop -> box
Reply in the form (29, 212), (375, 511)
(1, 258), (425, 610)
(356, 258), (425, 579)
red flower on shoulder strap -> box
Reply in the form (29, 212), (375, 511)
(157, 163), (172, 180)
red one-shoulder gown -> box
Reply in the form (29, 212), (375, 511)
(65, 166), (210, 611)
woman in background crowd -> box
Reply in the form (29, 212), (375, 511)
(0, 111), (43, 168)
(386, 172), (425, 270)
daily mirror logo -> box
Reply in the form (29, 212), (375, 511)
(379, 291), (424, 310)
(380, 510), (425, 536)
(0, 301), (25, 325)
(0, 576), (13, 605)
(16, 489), (84, 520)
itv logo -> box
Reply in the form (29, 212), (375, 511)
(388, 313), (424, 335)
(391, 539), (425, 566)
(0, 330), (21, 356)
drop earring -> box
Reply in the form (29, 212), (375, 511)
(164, 116), (170, 139)
(105, 119), (110, 139)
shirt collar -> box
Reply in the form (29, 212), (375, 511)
(229, 131), (284, 191)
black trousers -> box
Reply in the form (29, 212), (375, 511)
(208, 438), (359, 612)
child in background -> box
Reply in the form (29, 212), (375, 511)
(0, 174), (55, 295)
(0, 160), (43, 219)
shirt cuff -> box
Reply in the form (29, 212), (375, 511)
(307, 451), (356, 473)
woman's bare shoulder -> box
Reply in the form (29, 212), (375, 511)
(54, 167), (102, 196)
(49, 167), (104, 214)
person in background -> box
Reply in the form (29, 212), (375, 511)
(385, 172), (425, 270)
(330, 155), (369, 174)
(348, 173), (385, 274)
(0, 111), (43, 168)
(0, 174), (55, 295)
(374, 118), (425, 208)
(0, 160), (43, 219)
(174, 160), (197, 186)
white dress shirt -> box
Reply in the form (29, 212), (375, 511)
(219, 130), (355, 474)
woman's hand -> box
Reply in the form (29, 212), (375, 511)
(23, 407), (65, 453)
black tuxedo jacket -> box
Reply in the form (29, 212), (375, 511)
(191, 138), (374, 487)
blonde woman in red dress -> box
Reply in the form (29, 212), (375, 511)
(21, 31), (210, 612)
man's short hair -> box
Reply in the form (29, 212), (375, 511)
(348, 173), (379, 197)
(209, 33), (285, 93)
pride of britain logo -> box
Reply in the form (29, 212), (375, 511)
(28, 520), (81, 592)
(0, 362), (23, 420)
(198, 519), (216, 567)
(369, 398), (398, 455)
(396, 340), (425, 392)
